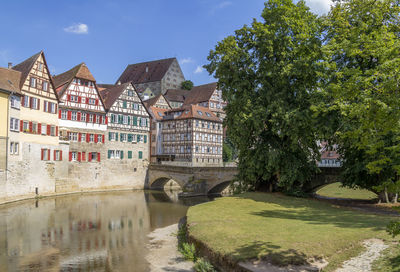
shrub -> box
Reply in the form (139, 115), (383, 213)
(194, 257), (216, 272)
(179, 242), (197, 262)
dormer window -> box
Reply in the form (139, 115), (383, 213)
(205, 112), (211, 117)
(197, 110), (203, 115)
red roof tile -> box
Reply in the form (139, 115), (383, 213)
(164, 104), (222, 122)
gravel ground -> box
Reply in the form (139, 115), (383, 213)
(146, 224), (194, 272)
(335, 239), (388, 272)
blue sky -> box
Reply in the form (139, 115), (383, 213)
(0, 0), (331, 86)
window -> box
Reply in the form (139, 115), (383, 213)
(41, 123), (47, 135)
(133, 103), (138, 110)
(81, 97), (86, 104)
(32, 122), (38, 133)
(41, 148), (50, 161)
(68, 132), (78, 142)
(97, 134), (102, 143)
(54, 150), (62, 161)
(23, 121), (29, 132)
(128, 151), (132, 159)
(138, 151), (143, 159)
(123, 115), (128, 124)
(10, 118), (19, 131)
(42, 81), (48, 91)
(115, 150), (121, 159)
(50, 126), (56, 136)
(10, 142), (19, 155)
(71, 152), (77, 161)
(89, 114), (94, 123)
(38, 62), (43, 71)
(109, 150), (115, 159)
(61, 110), (68, 120)
(81, 113), (86, 122)
(128, 90), (133, 97)
(23, 95), (29, 107)
(10, 95), (20, 109)
(89, 152), (98, 161)
(121, 133), (127, 142)
(206, 112), (211, 117)
(71, 111), (77, 121)
(70, 95), (78, 102)
(89, 134), (94, 142)
(96, 115), (100, 124)
(81, 133), (86, 142)
(31, 98), (38, 110)
(30, 77), (37, 88)
(141, 118), (147, 127)
(102, 116), (106, 124)
(89, 98), (96, 105)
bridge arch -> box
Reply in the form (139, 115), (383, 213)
(149, 176), (186, 191)
(207, 180), (232, 195)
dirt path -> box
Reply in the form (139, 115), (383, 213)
(146, 224), (194, 272)
(335, 239), (388, 272)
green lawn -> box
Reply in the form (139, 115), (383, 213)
(316, 182), (377, 200)
(187, 192), (396, 271)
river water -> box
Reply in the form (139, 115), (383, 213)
(0, 190), (210, 272)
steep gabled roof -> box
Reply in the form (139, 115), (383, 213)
(144, 93), (171, 108)
(147, 106), (170, 121)
(164, 104), (221, 122)
(12, 51), (41, 89)
(116, 58), (176, 84)
(183, 82), (218, 105)
(164, 89), (190, 103)
(98, 82), (132, 110)
(0, 68), (22, 95)
(53, 63), (96, 97)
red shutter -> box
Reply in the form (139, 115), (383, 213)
(38, 123), (42, 134)
(77, 112), (81, 121)
(41, 149), (44, 160)
(67, 95), (71, 101)
(86, 134), (90, 143)
(93, 115), (96, 123)
(47, 125), (50, 136)
(69, 152), (72, 161)
(67, 111), (72, 120)
(29, 122), (33, 133)
(102, 135), (105, 143)
(20, 120), (23, 132)
(30, 97), (33, 109)
(43, 101), (47, 112)
(78, 152), (81, 162)
(56, 126), (58, 136)
(37, 99), (40, 110)
(78, 96), (82, 103)
(105, 116), (108, 124)
(54, 150), (56, 161)
(99, 116), (102, 124)
(21, 96), (25, 107)
(88, 153), (92, 162)
(82, 152), (86, 161)
(55, 104), (58, 114)
(60, 151), (63, 161)
(94, 134), (98, 143)
(78, 133), (82, 142)
(47, 149), (50, 161)
(58, 109), (62, 118)
(95, 99), (99, 106)
(97, 152), (101, 162)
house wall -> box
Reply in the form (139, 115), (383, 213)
(0, 91), (9, 171)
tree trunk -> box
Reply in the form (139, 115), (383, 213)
(393, 193), (398, 204)
(384, 187), (390, 203)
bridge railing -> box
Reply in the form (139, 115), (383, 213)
(157, 161), (237, 168)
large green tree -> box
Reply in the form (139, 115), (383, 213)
(205, 0), (323, 194)
(320, 0), (400, 202)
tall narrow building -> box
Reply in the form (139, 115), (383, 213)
(53, 63), (106, 164)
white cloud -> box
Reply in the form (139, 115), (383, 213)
(305, 0), (333, 15)
(210, 1), (232, 14)
(194, 66), (204, 74)
(180, 58), (194, 65)
(64, 23), (89, 34)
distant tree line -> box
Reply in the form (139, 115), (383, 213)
(205, 0), (400, 202)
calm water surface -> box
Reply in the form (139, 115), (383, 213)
(0, 190), (211, 272)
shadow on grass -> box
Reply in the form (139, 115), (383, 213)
(388, 254), (400, 271)
(237, 193), (393, 231)
(230, 241), (308, 266)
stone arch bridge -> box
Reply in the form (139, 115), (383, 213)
(146, 164), (238, 196)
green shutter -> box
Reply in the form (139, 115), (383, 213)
(128, 151), (132, 159)
(123, 101), (127, 108)
(119, 115), (123, 124)
(128, 134), (132, 142)
(139, 151), (143, 159)
(115, 132), (119, 141)
(120, 133), (123, 142)
(128, 116), (130, 125)
(108, 132), (112, 141)
(121, 151), (124, 159)
(133, 116), (137, 126)
(137, 135), (140, 143)
(108, 150), (111, 159)
(144, 135), (147, 143)
(146, 118), (148, 127)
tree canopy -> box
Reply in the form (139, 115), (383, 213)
(205, 0), (323, 194)
(181, 80), (194, 90)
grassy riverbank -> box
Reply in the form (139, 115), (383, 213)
(316, 182), (377, 200)
(187, 192), (396, 271)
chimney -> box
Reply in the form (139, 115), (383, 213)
(117, 80), (121, 85)
(8, 62), (12, 69)
(145, 66), (149, 73)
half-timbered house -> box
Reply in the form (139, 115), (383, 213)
(53, 63), (107, 164)
(143, 94), (172, 163)
(161, 104), (223, 166)
(98, 82), (150, 183)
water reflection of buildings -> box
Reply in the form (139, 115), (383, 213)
(0, 191), (191, 272)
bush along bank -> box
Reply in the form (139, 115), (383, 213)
(178, 217), (217, 272)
